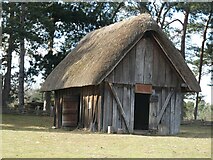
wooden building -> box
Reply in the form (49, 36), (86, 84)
(41, 14), (200, 135)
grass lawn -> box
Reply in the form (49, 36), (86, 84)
(1, 114), (212, 158)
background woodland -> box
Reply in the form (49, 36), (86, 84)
(1, 2), (212, 120)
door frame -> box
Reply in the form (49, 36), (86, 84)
(134, 84), (152, 130)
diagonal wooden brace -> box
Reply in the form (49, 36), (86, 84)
(107, 82), (130, 133)
(157, 90), (175, 125)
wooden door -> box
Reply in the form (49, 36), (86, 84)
(62, 95), (79, 127)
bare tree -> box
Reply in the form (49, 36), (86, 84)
(194, 11), (212, 120)
(18, 3), (26, 113)
(2, 4), (15, 111)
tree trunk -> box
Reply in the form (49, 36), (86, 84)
(180, 7), (190, 121)
(2, 4), (15, 112)
(43, 15), (55, 114)
(0, 59), (2, 113)
(211, 61), (213, 105)
(18, 3), (26, 113)
(2, 35), (13, 110)
(181, 7), (190, 59)
(155, 2), (166, 24)
(194, 12), (212, 120)
(211, 60), (213, 105)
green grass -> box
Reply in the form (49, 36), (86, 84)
(1, 114), (212, 158)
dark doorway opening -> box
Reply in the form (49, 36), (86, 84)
(134, 93), (150, 130)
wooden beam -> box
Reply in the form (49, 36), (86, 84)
(107, 82), (130, 133)
(135, 84), (152, 94)
(157, 90), (174, 125)
(130, 86), (134, 133)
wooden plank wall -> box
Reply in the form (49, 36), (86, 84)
(105, 34), (181, 88)
(53, 33), (183, 134)
(104, 33), (183, 135)
(102, 83), (135, 133)
(54, 85), (103, 132)
(152, 37), (180, 87)
(150, 87), (182, 135)
(54, 88), (81, 128)
(81, 85), (101, 131)
(54, 91), (61, 128)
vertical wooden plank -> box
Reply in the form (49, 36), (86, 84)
(122, 86), (126, 132)
(100, 83), (105, 132)
(57, 90), (62, 128)
(171, 70), (178, 87)
(135, 38), (145, 83)
(82, 88), (86, 128)
(79, 93), (83, 126)
(156, 88), (162, 117)
(144, 37), (153, 84)
(152, 38), (159, 86)
(170, 92), (176, 134)
(103, 83), (112, 132)
(84, 88), (89, 128)
(175, 92), (182, 134)
(159, 55), (166, 86)
(112, 96), (117, 132)
(114, 58), (123, 83)
(158, 88), (167, 135)
(122, 54), (130, 83)
(98, 95), (102, 131)
(91, 92), (95, 127)
(149, 101), (157, 130)
(126, 85), (131, 128)
(165, 63), (173, 87)
(53, 92), (56, 127)
(122, 85), (128, 132)
(165, 88), (171, 134)
(55, 93), (59, 128)
(149, 102), (154, 129)
(88, 95), (92, 128)
(81, 92), (84, 127)
(83, 96), (86, 128)
(153, 37), (166, 87)
(108, 89), (113, 127)
(119, 85), (125, 131)
(103, 86), (107, 132)
(129, 47), (136, 84)
(130, 85), (135, 133)
(90, 94), (97, 130)
(116, 84), (122, 130)
(57, 91), (61, 128)
(161, 88), (166, 115)
(152, 37), (173, 87)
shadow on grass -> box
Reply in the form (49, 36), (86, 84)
(1, 125), (83, 133)
(1, 114), (212, 138)
(176, 121), (212, 139)
(1, 113), (85, 134)
(140, 121), (212, 139)
(1, 113), (101, 135)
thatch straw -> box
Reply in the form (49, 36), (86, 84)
(41, 13), (200, 92)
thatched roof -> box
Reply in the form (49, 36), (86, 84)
(41, 13), (200, 92)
